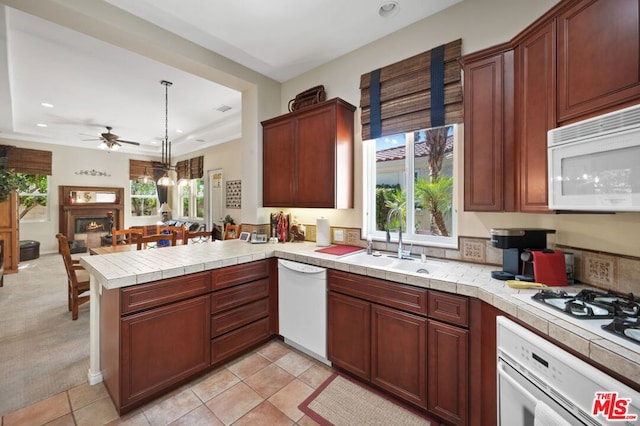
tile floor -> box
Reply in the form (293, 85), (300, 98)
(1, 340), (334, 426)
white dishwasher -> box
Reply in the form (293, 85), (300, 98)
(278, 259), (330, 365)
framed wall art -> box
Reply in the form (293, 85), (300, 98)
(226, 180), (241, 209)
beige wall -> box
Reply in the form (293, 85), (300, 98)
(276, 0), (640, 257)
(174, 138), (243, 228)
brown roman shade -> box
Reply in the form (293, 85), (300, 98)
(360, 39), (463, 140)
(176, 156), (204, 180)
(129, 159), (155, 180)
(175, 160), (189, 180)
(0, 145), (52, 175)
(189, 156), (203, 179)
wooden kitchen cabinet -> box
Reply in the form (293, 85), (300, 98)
(328, 290), (427, 408)
(427, 291), (469, 425)
(327, 270), (428, 405)
(557, 0), (640, 123)
(327, 291), (371, 380)
(328, 270), (474, 422)
(514, 19), (556, 213)
(262, 98), (355, 208)
(428, 319), (469, 425)
(0, 192), (19, 274)
(371, 304), (427, 408)
(462, 0), (640, 213)
(101, 272), (212, 413)
(462, 45), (515, 212)
(120, 295), (211, 408)
(210, 260), (272, 365)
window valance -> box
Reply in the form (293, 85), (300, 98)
(360, 39), (463, 140)
(130, 156), (203, 181)
(0, 145), (52, 175)
(129, 159), (155, 180)
(176, 156), (204, 180)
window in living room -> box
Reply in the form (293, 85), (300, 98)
(363, 124), (458, 248)
(178, 178), (205, 220)
(18, 174), (49, 222)
(130, 180), (158, 216)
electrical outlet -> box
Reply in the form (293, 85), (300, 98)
(333, 229), (344, 243)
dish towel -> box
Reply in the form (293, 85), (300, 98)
(534, 400), (572, 426)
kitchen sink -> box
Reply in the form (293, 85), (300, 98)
(337, 250), (446, 275)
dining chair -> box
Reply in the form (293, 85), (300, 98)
(111, 227), (145, 247)
(224, 223), (241, 240)
(56, 233), (90, 320)
(136, 231), (177, 250)
(156, 224), (186, 244)
(184, 230), (213, 244)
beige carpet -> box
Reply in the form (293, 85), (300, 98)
(0, 253), (89, 416)
(299, 373), (434, 426)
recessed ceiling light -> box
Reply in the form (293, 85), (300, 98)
(41, 102), (54, 108)
(195, 139), (205, 142)
(176, 129), (183, 133)
(36, 123), (47, 127)
(216, 105), (232, 112)
(379, 1), (399, 17)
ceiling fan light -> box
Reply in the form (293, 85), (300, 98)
(99, 141), (108, 150)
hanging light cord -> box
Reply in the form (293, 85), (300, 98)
(161, 80), (173, 169)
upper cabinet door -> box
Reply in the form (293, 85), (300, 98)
(263, 119), (295, 207)
(295, 106), (336, 207)
(262, 98), (355, 208)
(462, 46), (515, 212)
(517, 20), (556, 213)
(557, 0), (640, 122)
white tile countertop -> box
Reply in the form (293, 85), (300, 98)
(80, 240), (640, 389)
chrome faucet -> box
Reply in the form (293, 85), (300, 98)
(386, 207), (405, 259)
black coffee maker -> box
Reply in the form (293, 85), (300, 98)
(490, 228), (556, 280)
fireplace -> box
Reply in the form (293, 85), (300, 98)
(75, 217), (110, 234)
(59, 185), (124, 250)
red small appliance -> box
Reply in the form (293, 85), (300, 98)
(530, 249), (567, 286)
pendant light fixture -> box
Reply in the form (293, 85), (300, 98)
(157, 80), (176, 186)
(137, 166), (150, 183)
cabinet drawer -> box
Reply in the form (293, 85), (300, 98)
(211, 297), (269, 338)
(328, 270), (427, 316)
(212, 260), (269, 290)
(428, 291), (469, 327)
(121, 272), (211, 315)
(211, 317), (271, 364)
(211, 278), (269, 313)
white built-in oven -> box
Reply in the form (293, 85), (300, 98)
(497, 316), (640, 426)
(547, 103), (640, 211)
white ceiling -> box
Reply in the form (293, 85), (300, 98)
(0, 0), (462, 157)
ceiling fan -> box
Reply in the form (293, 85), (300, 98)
(84, 126), (141, 150)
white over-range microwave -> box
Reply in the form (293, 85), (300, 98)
(548, 103), (640, 211)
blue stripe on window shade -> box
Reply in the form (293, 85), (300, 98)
(430, 44), (445, 128)
(370, 68), (382, 139)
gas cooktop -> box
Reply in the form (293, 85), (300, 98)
(515, 289), (640, 352)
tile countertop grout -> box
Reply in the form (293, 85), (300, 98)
(80, 240), (640, 388)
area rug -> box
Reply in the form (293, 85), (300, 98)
(299, 372), (433, 426)
(0, 253), (90, 416)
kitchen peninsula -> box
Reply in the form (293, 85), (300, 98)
(80, 240), (640, 422)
